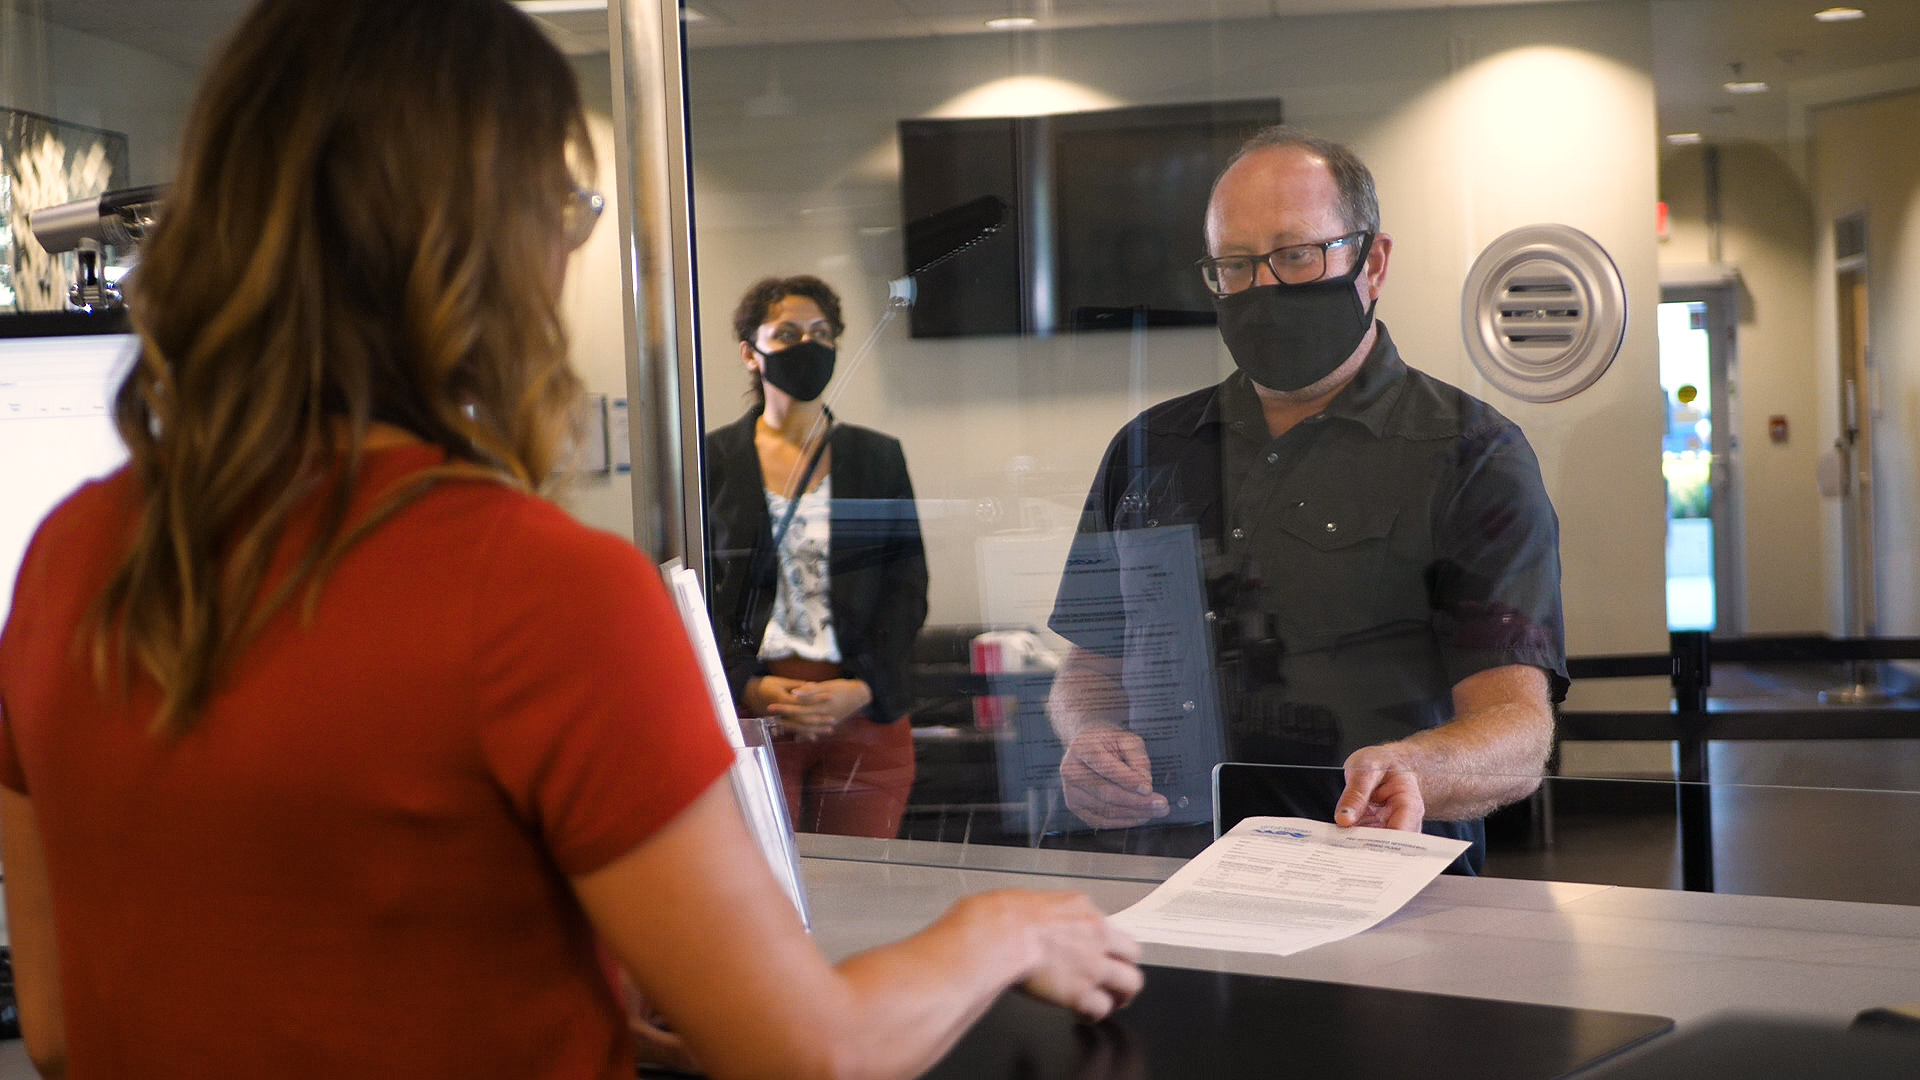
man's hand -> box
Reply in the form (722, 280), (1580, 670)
(1333, 744), (1425, 832)
(1060, 729), (1169, 829)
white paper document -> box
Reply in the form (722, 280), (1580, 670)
(1110, 817), (1469, 957)
(662, 563), (746, 748)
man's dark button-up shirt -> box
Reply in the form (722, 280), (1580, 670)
(1049, 324), (1567, 860)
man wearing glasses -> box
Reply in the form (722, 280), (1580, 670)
(1047, 126), (1566, 870)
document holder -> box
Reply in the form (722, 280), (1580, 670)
(730, 717), (812, 931)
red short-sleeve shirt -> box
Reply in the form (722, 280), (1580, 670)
(0, 445), (735, 1079)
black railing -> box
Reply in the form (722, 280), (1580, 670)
(1562, 631), (1920, 892)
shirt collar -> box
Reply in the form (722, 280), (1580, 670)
(1194, 321), (1408, 440)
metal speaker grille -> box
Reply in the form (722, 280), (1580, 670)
(1461, 224), (1626, 403)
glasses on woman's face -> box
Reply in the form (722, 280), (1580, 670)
(764, 321), (836, 348)
(563, 187), (605, 251)
(1196, 231), (1371, 296)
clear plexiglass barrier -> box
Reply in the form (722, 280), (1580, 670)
(795, 761), (1920, 908)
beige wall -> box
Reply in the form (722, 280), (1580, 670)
(685, 0), (1669, 655)
(553, 55), (638, 541)
(1812, 89), (1920, 639)
(1659, 142), (1826, 634)
(0, 14), (199, 187)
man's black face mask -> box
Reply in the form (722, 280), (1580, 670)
(1212, 233), (1377, 393)
(755, 340), (836, 402)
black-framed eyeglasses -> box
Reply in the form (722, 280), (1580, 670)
(564, 187), (605, 250)
(1196, 231), (1371, 296)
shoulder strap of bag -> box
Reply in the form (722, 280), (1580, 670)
(735, 416), (832, 646)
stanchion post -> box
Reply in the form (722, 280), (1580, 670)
(1670, 630), (1714, 892)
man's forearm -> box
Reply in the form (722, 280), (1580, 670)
(1388, 698), (1552, 821)
(1047, 646), (1129, 744)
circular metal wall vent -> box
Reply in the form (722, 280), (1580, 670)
(1460, 224), (1626, 403)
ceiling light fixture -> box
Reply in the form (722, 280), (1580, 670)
(1724, 81), (1770, 94)
(512, 0), (605, 13)
(1666, 132), (1704, 145)
(1814, 7), (1866, 22)
(985, 16), (1038, 30)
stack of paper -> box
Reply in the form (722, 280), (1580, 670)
(1111, 817), (1468, 957)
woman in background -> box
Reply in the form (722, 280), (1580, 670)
(0, 2), (1137, 1077)
(706, 276), (929, 839)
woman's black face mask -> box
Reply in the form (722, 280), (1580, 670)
(755, 340), (837, 402)
(1211, 233), (1377, 393)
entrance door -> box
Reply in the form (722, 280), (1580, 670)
(1658, 287), (1742, 633)
(1835, 259), (1878, 637)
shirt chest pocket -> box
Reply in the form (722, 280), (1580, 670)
(1265, 499), (1410, 641)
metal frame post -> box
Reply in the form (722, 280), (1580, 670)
(607, 0), (707, 576)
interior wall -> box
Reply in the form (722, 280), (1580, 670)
(1811, 89), (1920, 639)
(685, 0), (1668, 656)
(554, 54), (636, 541)
(1658, 142), (1826, 633)
(0, 13), (198, 187)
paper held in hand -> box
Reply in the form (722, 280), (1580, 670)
(1110, 817), (1469, 957)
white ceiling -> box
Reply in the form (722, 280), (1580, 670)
(34, 1), (1920, 149)
(1651, 0), (1920, 146)
(43, 0), (251, 69)
(678, 0), (1568, 48)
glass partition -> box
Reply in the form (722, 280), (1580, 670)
(805, 763), (1920, 908)
(14, 0), (1920, 906)
(676, 0), (1920, 907)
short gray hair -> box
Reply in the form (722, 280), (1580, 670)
(1219, 125), (1380, 235)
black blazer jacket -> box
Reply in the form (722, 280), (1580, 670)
(704, 409), (929, 722)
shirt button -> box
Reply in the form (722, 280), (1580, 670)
(1231, 527), (1246, 540)
(1266, 452), (1279, 464)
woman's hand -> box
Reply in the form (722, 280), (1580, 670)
(742, 675), (808, 718)
(764, 678), (873, 739)
(951, 890), (1144, 1022)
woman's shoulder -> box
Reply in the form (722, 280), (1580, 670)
(454, 485), (649, 579)
(830, 421), (904, 457)
(705, 409), (759, 448)
(14, 467), (139, 581)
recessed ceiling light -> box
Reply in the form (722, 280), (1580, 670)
(985, 16), (1038, 30)
(1666, 132), (1704, 145)
(512, 0), (605, 13)
(1724, 80), (1770, 94)
(1815, 7), (1866, 22)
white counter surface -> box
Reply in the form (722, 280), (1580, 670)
(797, 834), (1920, 1028)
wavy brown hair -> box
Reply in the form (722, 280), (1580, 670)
(93, 0), (595, 735)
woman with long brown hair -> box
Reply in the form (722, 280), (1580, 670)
(0, 1), (1139, 1077)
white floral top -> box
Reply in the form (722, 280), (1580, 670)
(759, 476), (842, 663)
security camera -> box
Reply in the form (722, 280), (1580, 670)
(27, 184), (167, 254)
(26, 184), (167, 312)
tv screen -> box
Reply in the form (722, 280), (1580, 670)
(899, 98), (1282, 338)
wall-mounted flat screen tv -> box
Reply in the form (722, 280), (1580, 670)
(898, 98), (1282, 339)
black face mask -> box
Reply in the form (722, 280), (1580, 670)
(755, 340), (836, 402)
(1212, 234), (1377, 393)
